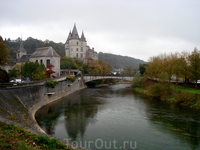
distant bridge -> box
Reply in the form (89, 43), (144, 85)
(82, 74), (134, 83)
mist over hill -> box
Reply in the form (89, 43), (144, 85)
(5, 37), (146, 69)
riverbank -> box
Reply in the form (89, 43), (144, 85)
(0, 121), (71, 150)
(133, 83), (200, 108)
(0, 78), (85, 149)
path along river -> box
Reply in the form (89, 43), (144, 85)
(35, 84), (200, 150)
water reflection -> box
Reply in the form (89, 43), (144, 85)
(36, 84), (200, 150)
(36, 88), (105, 139)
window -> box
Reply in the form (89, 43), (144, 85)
(81, 47), (83, 52)
(76, 48), (78, 52)
(46, 59), (50, 66)
(71, 48), (73, 51)
(40, 59), (43, 64)
(81, 53), (83, 58)
(77, 42), (78, 45)
(76, 53), (78, 58)
(36, 60), (38, 63)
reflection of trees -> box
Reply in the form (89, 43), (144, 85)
(144, 98), (200, 150)
(35, 88), (104, 139)
(64, 104), (98, 141)
(64, 89), (102, 141)
(35, 105), (61, 135)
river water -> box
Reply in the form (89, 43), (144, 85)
(35, 84), (200, 150)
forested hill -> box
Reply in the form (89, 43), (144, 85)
(6, 37), (65, 59)
(6, 37), (146, 69)
(98, 52), (146, 69)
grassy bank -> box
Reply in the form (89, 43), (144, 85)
(133, 83), (200, 108)
(0, 121), (73, 150)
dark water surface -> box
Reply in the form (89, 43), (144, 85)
(35, 84), (200, 150)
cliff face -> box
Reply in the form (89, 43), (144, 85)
(0, 79), (84, 134)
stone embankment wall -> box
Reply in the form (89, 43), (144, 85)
(0, 78), (84, 134)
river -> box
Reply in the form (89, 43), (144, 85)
(35, 84), (200, 150)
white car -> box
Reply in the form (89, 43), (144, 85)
(10, 79), (24, 83)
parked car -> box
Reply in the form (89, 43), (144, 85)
(10, 79), (25, 83)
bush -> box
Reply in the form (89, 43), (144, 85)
(76, 72), (82, 76)
(66, 76), (76, 83)
(173, 91), (195, 105)
(147, 82), (172, 99)
(45, 80), (59, 88)
(132, 72), (143, 88)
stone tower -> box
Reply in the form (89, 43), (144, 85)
(65, 24), (98, 60)
(65, 24), (87, 59)
(16, 39), (27, 59)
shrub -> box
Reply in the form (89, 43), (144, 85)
(132, 72), (143, 88)
(147, 82), (172, 99)
(66, 76), (76, 83)
(173, 91), (195, 105)
(46, 80), (59, 88)
(76, 72), (82, 76)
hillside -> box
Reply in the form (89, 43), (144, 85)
(5, 37), (146, 69)
(98, 52), (146, 69)
(6, 37), (65, 59)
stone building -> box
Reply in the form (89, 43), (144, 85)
(15, 40), (60, 77)
(29, 47), (60, 77)
(65, 24), (98, 61)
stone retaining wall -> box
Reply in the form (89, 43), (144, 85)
(0, 78), (85, 134)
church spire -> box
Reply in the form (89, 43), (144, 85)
(81, 31), (86, 42)
(17, 38), (26, 53)
(65, 31), (72, 44)
(71, 23), (79, 39)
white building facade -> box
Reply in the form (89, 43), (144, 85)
(65, 24), (98, 61)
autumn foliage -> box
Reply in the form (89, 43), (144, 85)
(46, 64), (56, 78)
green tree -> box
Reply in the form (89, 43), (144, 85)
(122, 66), (136, 75)
(0, 36), (10, 65)
(139, 63), (147, 76)
(22, 62), (46, 81)
(0, 68), (9, 83)
(132, 72), (142, 88)
(188, 47), (200, 88)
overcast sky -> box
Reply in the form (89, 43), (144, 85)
(1, 0), (200, 61)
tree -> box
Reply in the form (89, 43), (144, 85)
(188, 47), (200, 88)
(22, 62), (46, 81)
(139, 63), (147, 76)
(46, 64), (56, 78)
(0, 68), (9, 83)
(122, 66), (136, 75)
(60, 56), (75, 69)
(0, 36), (10, 65)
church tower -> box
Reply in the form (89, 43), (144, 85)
(16, 38), (27, 59)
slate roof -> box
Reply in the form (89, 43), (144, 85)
(17, 54), (31, 63)
(30, 47), (60, 58)
(71, 24), (79, 39)
(80, 31), (86, 42)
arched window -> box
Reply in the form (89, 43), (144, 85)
(40, 59), (43, 64)
(46, 59), (50, 66)
(36, 60), (38, 63)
